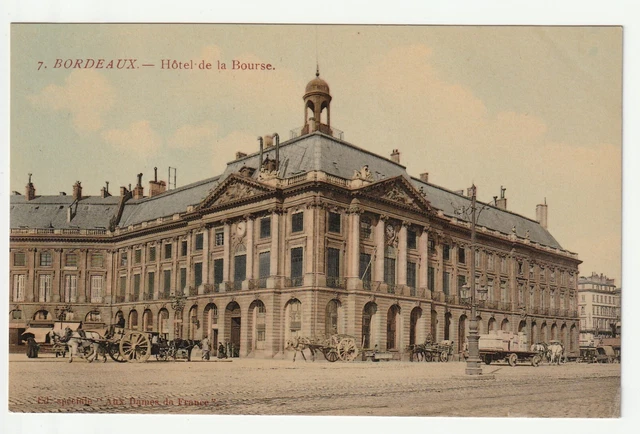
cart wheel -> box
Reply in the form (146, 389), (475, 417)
(439, 351), (448, 363)
(424, 352), (433, 362)
(108, 342), (127, 363)
(119, 332), (152, 363)
(323, 348), (339, 363)
(508, 353), (518, 367)
(483, 355), (492, 365)
(336, 337), (358, 362)
(531, 354), (542, 367)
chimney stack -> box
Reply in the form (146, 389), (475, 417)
(419, 172), (429, 183)
(132, 173), (144, 199)
(536, 198), (548, 229)
(390, 149), (400, 164)
(72, 181), (83, 201)
(495, 186), (507, 210)
(101, 181), (111, 198)
(120, 186), (130, 197)
(25, 173), (36, 201)
(148, 167), (167, 197)
(235, 151), (247, 160)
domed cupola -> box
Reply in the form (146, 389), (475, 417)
(301, 66), (332, 136)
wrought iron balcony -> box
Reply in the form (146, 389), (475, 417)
(326, 276), (346, 289)
(487, 300), (499, 310)
(161, 290), (171, 299)
(285, 277), (303, 288)
(362, 279), (372, 290)
(188, 286), (198, 296)
(387, 284), (397, 295)
(130, 293), (140, 302)
(143, 292), (154, 301)
(203, 284), (214, 294)
(409, 286), (417, 297)
(115, 295), (125, 303)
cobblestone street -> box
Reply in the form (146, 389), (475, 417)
(8, 353), (620, 417)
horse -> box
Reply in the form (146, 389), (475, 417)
(285, 336), (317, 362)
(548, 342), (564, 365)
(50, 328), (104, 363)
(170, 338), (201, 361)
(531, 342), (548, 362)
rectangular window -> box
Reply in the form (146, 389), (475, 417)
(501, 257), (507, 274)
(39, 274), (52, 302)
(234, 255), (246, 284)
(291, 212), (304, 233)
(215, 228), (224, 246)
(443, 272), (450, 296)
(407, 230), (417, 250)
(12, 274), (26, 302)
(63, 275), (77, 303)
(91, 275), (103, 303)
(13, 252), (26, 267)
(179, 268), (187, 292)
(407, 262), (417, 289)
(90, 252), (104, 268)
(163, 269), (172, 297)
(443, 244), (451, 261)
(147, 272), (155, 299)
(428, 266), (435, 291)
(65, 253), (78, 267)
(194, 262), (203, 288)
(487, 279), (495, 302)
(195, 233), (204, 251)
(119, 275), (127, 300)
(134, 249), (142, 264)
(148, 246), (156, 262)
(40, 251), (52, 267)
(384, 257), (396, 286)
(328, 212), (341, 233)
(259, 252), (270, 278)
(500, 281), (508, 302)
(518, 284), (525, 306)
(458, 247), (466, 264)
(360, 217), (372, 240)
(457, 275), (466, 296)
(487, 254), (494, 271)
(428, 239), (436, 255)
(133, 274), (141, 301)
(327, 248), (340, 279)
(180, 240), (188, 257)
(260, 217), (271, 238)
(120, 252), (128, 267)
(290, 247), (304, 280)
(475, 250), (481, 268)
(360, 253), (372, 284)
(213, 259), (224, 284)
(164, 243), (172, 259)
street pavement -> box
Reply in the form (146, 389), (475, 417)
(8, 352), (620, 417)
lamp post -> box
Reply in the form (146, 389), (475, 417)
(465, 184), (482, 375)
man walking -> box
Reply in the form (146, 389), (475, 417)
(201, 336), (210, 360)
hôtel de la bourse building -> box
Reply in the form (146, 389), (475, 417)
(9, 71), (581, 359)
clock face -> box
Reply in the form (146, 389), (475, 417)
(236, 222), (246, 237)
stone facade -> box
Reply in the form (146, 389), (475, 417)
(9, 72), (582, 358)
(577, 272), (621, 346)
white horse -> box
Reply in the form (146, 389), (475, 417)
(548, 342), (564, 365)
(531, 343), (548, 361)
(50, 329), (104, 363)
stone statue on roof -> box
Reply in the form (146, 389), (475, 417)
(353, 165), (374, 182)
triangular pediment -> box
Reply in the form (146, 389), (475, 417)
(198, 174), (276, 210)
(355, 176), (432, 213)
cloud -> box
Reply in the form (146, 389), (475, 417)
(211, 131), (260, 174)
(168, 121), (218, 149)
(28, 70), (116, 133)
(101, 120), (162, 154)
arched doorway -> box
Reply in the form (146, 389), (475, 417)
(500, 318), (510, 332)
(551, 323), (558, 341)
(114, 310), (124, 327)
(387, 304), (401, 350)
(488, 317), (496, 333)
(570, 325), (577, 352)
(560, 324), (568, 348)
(531, 321), (538, 344)
(518, 320), (527, 333)
(540, 323), (548, 342)
(225, 301), (241, 357)
(325, 299), (342, 336)
(158, 309), (169, 337)
(409, 307), (422, 346)
(142, 309), (153, 332)
(248, 300), (266, 352)
(458, 315), (467, 353)
(33, 309), (51, 321)
(444, 312), (452, 340)
(284, 299), (302, 345)
(362, 302), (377, 349)
(202, 303), (218, 355)
(430, 310), (438, 342)
(187, 305), (198, 340)
(129, 310), (138, 330)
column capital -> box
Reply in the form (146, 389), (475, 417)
(401, 220), (410, 228)
(243, 213), (255, 221)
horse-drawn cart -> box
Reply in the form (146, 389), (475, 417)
(286, 334), (359, 362)
(407, 337), (455, 362)
(479, 331), (542, 367)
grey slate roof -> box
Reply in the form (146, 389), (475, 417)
(10, 131), (564, 250)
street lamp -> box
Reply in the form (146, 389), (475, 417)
(465, 184), (482, 375)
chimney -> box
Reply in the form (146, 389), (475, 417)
(390, 149), (400, 164)
(101, 181), (111, 198)
(25, 173), (36, 201)
(148, 167), (167, 197)
(236, 151), (247, 160)
(72, 181), (83, 201)
(536, 198), (548, 229)
(419, 172), (429, 183)
(120, 186), (130, 197)
(466, 187), (475, 197)
(132, 173), (144, 200)
(495, 186), (507, 210)
(264, 134), (274, 148)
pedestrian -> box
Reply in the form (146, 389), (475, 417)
(26, 337), (39, 358)
(218, 342), (226, 359)
(201, 336), (210, 360)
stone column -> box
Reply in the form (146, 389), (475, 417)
(418, 228), (429, 295)
(106, 250), (114, 303)
(374, 216), (386, 283)
(268, 210), (280, 288)
(397, 222), (408, 287)
(223, 222), (231, 285)
(140, 245), (147, 300)
(346, 200), (361, 290)
(304, 207), (315, 286)
(28, 248), (36, 302)
(52, 249), (62, 302)
(200, 227), (209, 295)
(246, 215), (255, 280)
(78, 249), (87, 303)
(171, 238), (179, 294)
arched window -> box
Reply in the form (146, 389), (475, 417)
(129, 310), (139, 330)
(325, 300), (340, 336)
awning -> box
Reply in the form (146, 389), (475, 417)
(52, 321), (82, 333)
(22, 327), (52, 343)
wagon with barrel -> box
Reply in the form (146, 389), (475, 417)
(286, 334), (359, 362)
(478, 331), (542, 367)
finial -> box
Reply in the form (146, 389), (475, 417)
(28, 173), (32, 184)
(316, 64), (320, 77)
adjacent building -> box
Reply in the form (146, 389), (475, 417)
(577, 272), (621, 347)
(9, 71), (582, 358)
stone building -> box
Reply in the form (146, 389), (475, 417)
(577, 272), (621, 346)
(9, 71), (582, 358)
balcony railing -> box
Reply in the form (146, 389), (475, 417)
(290, 124), (344, 140)
(562, 309), (569, 317)
(327, 276), (346, 289)
(499, 302), (512, 311)
(444, 294), (456, 304)
(115, 295), (125, 303)
(130, 293), (140, 302)
(227, 281), (242, 291)
(161, 290), (171, 299)
(188, 286), (198, 296)
(362, 280), (372, 290)
(570, 310), (578, 318)
(409, 286), (417, 297)
(285, 277), (303, 288)
(143, 292), (154, 301)
(203, 284), (214, 294)
(531, 306), (539, 315)
(387, 284), (397, 295)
